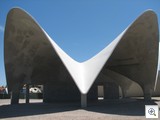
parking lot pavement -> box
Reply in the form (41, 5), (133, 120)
(0, 98), (159, 120)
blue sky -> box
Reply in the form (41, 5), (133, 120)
(0, 0), (160, 86)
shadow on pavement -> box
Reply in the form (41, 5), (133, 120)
(0, 98), (158, 119)
(86, 99), (158, 116)
(0, 102), (79, 119)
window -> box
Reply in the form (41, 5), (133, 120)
(97, 85), (104, 100)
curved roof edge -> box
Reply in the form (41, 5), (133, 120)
(4, 8), (159, 94)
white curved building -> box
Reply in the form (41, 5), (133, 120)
(4, 8), (159, 107)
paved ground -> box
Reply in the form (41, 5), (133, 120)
(0, 97), (160, 120)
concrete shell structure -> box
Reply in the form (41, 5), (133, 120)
(4, 8), (159, 107)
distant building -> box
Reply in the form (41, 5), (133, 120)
(4, 8), (160, 107)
